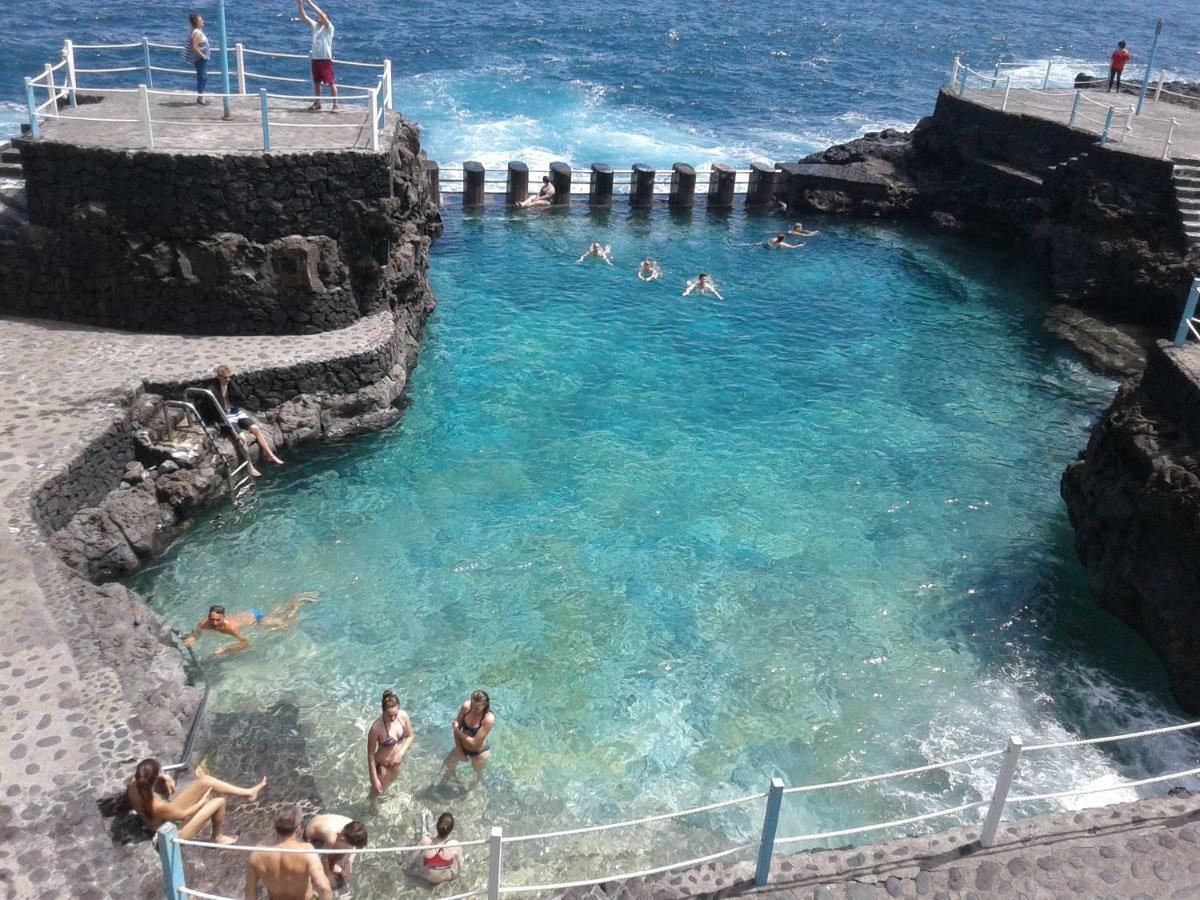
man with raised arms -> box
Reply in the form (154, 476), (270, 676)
(245, 805), (332, 900)
(296, 0), (338, 111)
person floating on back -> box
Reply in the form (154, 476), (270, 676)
(518, 176), (555, 208)
(296, 0), (338, 111)
(246, 804), (333, 900)
(578, 241), (614, 265)
(184, 13), (211, 106)
(637, 258), (662, 281)
(766, 233), (804, 249)
(683, 272), (723, 300)
(1108, 40), (1131, 93)
(182, 594), (318, 656)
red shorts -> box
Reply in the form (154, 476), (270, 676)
(311, 59), (336, 85)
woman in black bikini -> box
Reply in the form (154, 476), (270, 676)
(366, 690), (414, 795)
(442, 689), (494, 781)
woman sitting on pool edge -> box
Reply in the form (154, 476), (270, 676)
(367, 689), (415, 795)
(409, 810), (462, 884)
(442, 689), (494, 781)
(126, 757), (265, 843)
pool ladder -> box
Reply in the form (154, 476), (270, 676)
(159, 388), (258, 510)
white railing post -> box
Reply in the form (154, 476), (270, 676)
(754, 777), (785, 886)
(1041, 59), (1052, 90)
(23, 77), (41, 139)
(43, 64), (58, 117)
(1001, 76), (1012, 112)
(1100, 105), (1115, 145)
(142, 36), (154, 89)
(1173, 279), (1200, 347)
(235, 43), (246, 95)
(259, 88), (271, 152)
(1068, 90), (1081, 127)
(949, 55), (960, 88)
(1155, 69), (1165, 102)
(383, 58), (393, 110)
(369, 86), (380, 152)
(137, 84), (154, 149)
(1119, 106), (1134, 143)
(991, 62), (1000, 88)
(64, 40), (78, 107)
(486, 826), (503, 900)
(1163, 118), (1178, 161)
(957, 66), (967, 97)
(155, 823), (187, 900)
(980, 737), (1023, 848)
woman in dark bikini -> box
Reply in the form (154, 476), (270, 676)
(442, 689), (494, 781)
(366, 690), (414, 795)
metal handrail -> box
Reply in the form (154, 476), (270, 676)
(182, 387), (252, 471)
(161, 636), (211, 774)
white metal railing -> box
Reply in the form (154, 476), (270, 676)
(947, 56), (1183, 160)
(155, 716), (1200, 900)
(21, 38), (393, 152)
(436, 166), (764, 196)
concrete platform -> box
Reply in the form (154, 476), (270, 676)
(960, 86), (1200, 161)
(37, 89), (389, 153)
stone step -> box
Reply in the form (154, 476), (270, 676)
(0, 163), (22, 179)
(0, 148), (20, 164)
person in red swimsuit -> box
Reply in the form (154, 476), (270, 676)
(411, 810), (462, 884)
(1108, 41), (1131, 93)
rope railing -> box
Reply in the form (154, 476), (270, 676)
(155, 714), (1200, 900)
(20, 37), (393, 151)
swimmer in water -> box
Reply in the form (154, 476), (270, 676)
(182, 593), (318, 656)
(636, 258), (662, 281)
(578, 241), (614, 265)
(766, 233), (804, 249)
(788, 222), (820, 237)
(367, 690), (414, 795)
(410, 810), (462, 884)
(682, 272), (723, 300)
(442, 689), (494, 782)
(517, 176), (555, 209)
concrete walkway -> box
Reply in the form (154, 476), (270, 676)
(959, 85), (1200, 161)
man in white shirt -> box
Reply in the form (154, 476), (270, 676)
(296, 0), (338, 111)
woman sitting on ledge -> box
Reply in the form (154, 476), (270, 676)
(127, 757), (266, 843)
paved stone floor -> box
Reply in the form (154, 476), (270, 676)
(37, 90), (392, 153)
(959, 85), (1200, 161)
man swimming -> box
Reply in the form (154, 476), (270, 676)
(682, 272), (723, 300)
(518, 176), (555, 209)
(299, 813), (367, 890)
(636, 258), (662, 281)
(788, 222), (820, 237)
(182, 593), (317, 656)
(578, 242), (613, 265)
(766, 233), (804, 249)
(367, 689), (415, 795)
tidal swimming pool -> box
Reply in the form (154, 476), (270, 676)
(133, 209), (1196, 891)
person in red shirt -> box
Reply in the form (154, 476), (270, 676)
(1108, 41), (1131, 92)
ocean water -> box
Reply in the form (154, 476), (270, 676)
(130, 209), (1198, 893)
(3, 0), (1200, 164)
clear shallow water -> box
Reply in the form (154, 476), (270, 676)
(4, 1), (1200, 163)
(132, 209), (1197, 892)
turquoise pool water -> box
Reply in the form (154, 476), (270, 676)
(134, 210), (1194, 890)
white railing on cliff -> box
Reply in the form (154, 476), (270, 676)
(1173, 278), (1200, 347)
(154, 717), (1200, 900)
(947, 56), (1182, 160)
(22, 39), (393, 152)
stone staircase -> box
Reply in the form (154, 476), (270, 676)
(1174, 158), (1200, 248)
(0, 138), (22, 179)
(0, 139), (27, 240)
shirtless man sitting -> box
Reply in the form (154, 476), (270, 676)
(299, 813), (367, 890)
(183, 593), (318, 656)
(518, 176), (555, 209)
(245, 805), (332, 900)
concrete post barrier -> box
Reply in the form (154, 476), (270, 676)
(463, 160), (485, 208)
(707, 163), (736, 209)
(425, 160), (440, 203)
(630, 163), (655, 209)
(506, 161), (529, 207)
(589, 163), (614, 207)
(669, 162), (696, 209)
(550, 161), (572, 206)
(746, 162), (775, 209)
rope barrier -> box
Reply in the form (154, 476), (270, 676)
(781, 748), (1003, 795)
(174, 836), (488, 855)
(504, 791), (766, 844)
(1007, 764), (1200, 806)
(180, 888), (238, 900)
(498, 841), (760, 894)
(773, 800), (988, 847)
(1025, 719), (1200, 752)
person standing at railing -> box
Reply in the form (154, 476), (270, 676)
(296, 0), (338, 111)
(245, 804), (333, 900)
(1108, 40), (1131, 93)
(185, 13), (212, 106)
